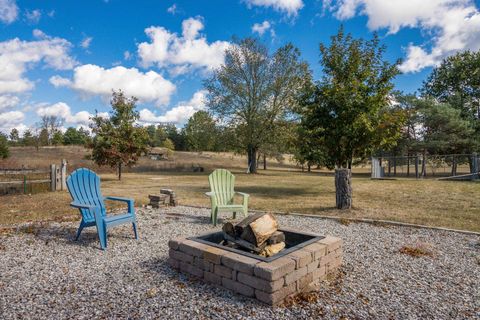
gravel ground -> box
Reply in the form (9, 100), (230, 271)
(0, 206), (479, 320)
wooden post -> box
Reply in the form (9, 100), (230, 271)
(422, 153), (427, 177)
(393, 156), (397, 176)
(55, 167), (61, 191)
(471, 152), (478, 180)
(335, 168), (352, 209)
(50, 164), (56, 191)
(61, 159), (67, 190)
(415, 155), (419, 179)
(407, 155), (410, 177)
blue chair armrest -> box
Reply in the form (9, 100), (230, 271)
(104, 196), (135, 213)
(70, 201), (97, 209)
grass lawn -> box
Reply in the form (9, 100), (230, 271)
(1, 169), (479, 232)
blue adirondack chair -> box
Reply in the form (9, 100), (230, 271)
(66, 168), (138, 250)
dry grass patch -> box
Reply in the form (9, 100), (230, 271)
(399, 242), (435, 258)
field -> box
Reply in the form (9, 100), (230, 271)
(0, 146), (479, 232)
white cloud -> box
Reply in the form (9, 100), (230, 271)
(244, 0), (304, 16)
(124, 50), (132, 60)
(252, 21), (272, 36)
(50, 64), (176, 106)
(25, 9), (41, 24)
(167, 4), (177, 14)
(137, 17), (231, 75)
(324, 0), (480, 73)
(0, 94), (19, 111)
(36, 102), (93, 125)
(0, 110), (25, 133)
(0, 0), (18, 24)
(80, 36), (93, 49)
(139, 90), (207, 124)
(0, 32), (77, 94)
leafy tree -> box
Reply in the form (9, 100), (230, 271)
(416, 98), (477, 154)
(161, 138), (175, 150)
(146, 125), (168, 147)
(0, 133), (9, 158)
(89, 90), (149, 180)
(298, 27), (402, 208)
(422, 50), (480, 122)
(185, 111), (217, 151)
(22, 129), (36, 146)
(205, 37), (311, 173)
(51, 131), (64, 145)
(38, 128), (49, 146)
(164, 124), (186, 151)
(9, 128), (19, 145)
(63, 127), (91, 145)
(38, 115), (63, 145)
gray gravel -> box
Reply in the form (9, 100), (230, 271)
(0, 206), (479, 319)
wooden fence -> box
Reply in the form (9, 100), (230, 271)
(0, 159), (67, 195)
(371, 153), (479, 180)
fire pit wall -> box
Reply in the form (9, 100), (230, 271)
(168, 232), (343, 306)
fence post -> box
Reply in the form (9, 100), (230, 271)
(471, 152), (478, 180)
(61, 159), (67, 190)
(415, 155), (419, 179)
(50, 164), (56, 191)
(55, 166), (61, 191)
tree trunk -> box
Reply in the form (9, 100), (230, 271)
(263, 153), (267, 170)
(335, 168), (352, 210)
(247, 145), (257, 174)
(307, 163), (311, 172)
(118, 162), (122, 180)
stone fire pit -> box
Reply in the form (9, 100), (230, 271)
(168, 228), (343, 305)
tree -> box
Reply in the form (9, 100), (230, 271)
(38, 115), (63, 145)
(89, 90), (149, 180)
(298, 27), (402, 209)
(205, 37), (311, 173)
(51, 131), (64, 145)
(0, 133), (9, 158)
(161, 138), (175, 150)
(38, 128), (49, 146)
(164, 124), (186, 151)
(184, 111), (217, 151)
(422, 50), (480, 122)
(22, 129), (36, 146)
(416, 99), (477, 154)
(9, 128), (19, 145)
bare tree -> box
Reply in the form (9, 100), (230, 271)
(38, 115), (64, 145)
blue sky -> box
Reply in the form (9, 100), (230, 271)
(1, 0), (480, 134)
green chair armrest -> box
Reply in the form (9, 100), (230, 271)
(205, 191), (215, 197)
(235, 192), (249, 198)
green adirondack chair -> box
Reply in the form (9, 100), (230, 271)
(205, 169), (249, 226)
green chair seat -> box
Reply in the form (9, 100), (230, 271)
(205, 169), (249, 226)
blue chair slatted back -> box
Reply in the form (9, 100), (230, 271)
(66, 168), (105, 222)
(208, 169), (235, 206)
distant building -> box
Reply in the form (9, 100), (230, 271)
(148, 147), (169, 160)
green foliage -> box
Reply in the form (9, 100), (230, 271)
(416, 98), (477, 154)
(38, 128), (49, 146)
(205, 37), (311, 173)
(63, 127), (90, 145)
(21, 130), (36, 147)
(51, 131), (64, 146)
(161, 138), (175, 150)
(422, 50), (480, 122)
(9, 128), (19, 145)
(89, 90), (149, 180)
(146, 125), (168, 147)
(298, 27), (402, 169)
(184, 111), (217, 151)
(0, 133), (9, 158)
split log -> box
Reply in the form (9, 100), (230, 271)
(234, 212), (278, 247)
(223, 233), (267, 253)
(260, 242), (285, 257)
(222, 222), (235, 238)
(267, 231), (285, 245)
